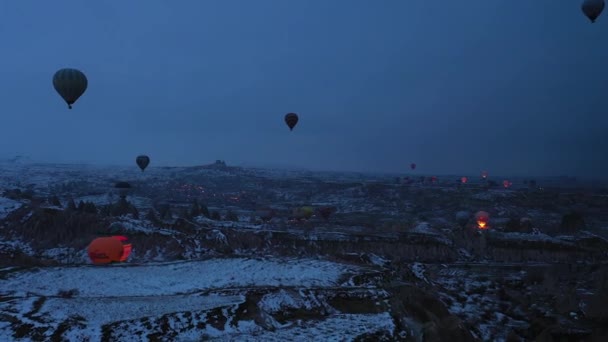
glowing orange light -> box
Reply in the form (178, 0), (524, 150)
(477, 220), (487, 229)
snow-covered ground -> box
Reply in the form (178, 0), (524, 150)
(0, 257), (393, 341)
(0, 196), (23, 219)
(0, 257), (358, 297)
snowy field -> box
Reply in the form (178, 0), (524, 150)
(0, 257), (393, 341)
(0, 257), (359, 297)
(0, 196), (23, 219)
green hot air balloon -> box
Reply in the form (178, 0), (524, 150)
(53, 68), (88, 109)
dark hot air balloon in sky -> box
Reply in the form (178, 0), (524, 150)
(582, 0), (605, 22)
(285, 113), (299, 131)
(481, 171), (488, 179)
(136, 155), (150, 171)
(410, 163), (416, 170)
(53, 68), (88, 109)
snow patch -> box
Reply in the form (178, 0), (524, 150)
(0, 257), (359, 297)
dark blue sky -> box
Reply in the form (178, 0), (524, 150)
(0, 1), (606, 178)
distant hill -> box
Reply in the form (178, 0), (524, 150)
(0, 155), (34, 164)
(236, 161), (311, 172)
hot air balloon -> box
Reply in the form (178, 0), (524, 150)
(474, 211), (490, 229)
(481, 171), (488, 179)
(114, 181), (132, 199)
(88, 236), (132, 264)
(136, 155), (150, 172)
(111, 235), (132, 261)
(431, 176), (438, 183)
(292, 206), (314, 220)
(285, 113), (299, 131)
(455, 211), (470, 228)
(410, 163), (416, 170)
(52, 68), (88, 109)
(317, 206), (336, 221)
(461, 176), (468, 184)
(255, 207), (275, 222)
(503, 180), (512, 188)
(582, 0), (605, 23)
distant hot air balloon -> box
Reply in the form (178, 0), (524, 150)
(474, 211), (490, 229)
(410, 163), (416, 170)
(52, 68), (88, 109)
(431, 176), (438, 183)
(114, 181), (132, 199)
(136, 155), (150, 172)
(461, 176), (468, 184)
(292, 206), (314, 220)
(481, 171), (488, 179)
(88, 236), (132, 264)
(503, 180), (512, 188)
(317, 206), (336, 221)
(582, 0), (605, 23)
(285, 113), (299, 131)
(455, 211), (470, 228)
(255, 207), (275, 222)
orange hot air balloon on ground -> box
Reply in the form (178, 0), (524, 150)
(88, 235), (132, 264)
(112, 235), (132, 261)
(474, 211), (490, 229)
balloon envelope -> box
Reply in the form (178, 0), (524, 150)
(474, 211), (490, 229)
(136, 155), (150, 171)
(111, 235), (132, 261)
(317, 206), (336, 220)
(255, 208), (275, 221)
(456, 211), (470, 227)
(114, 182), (132, 198)
(285, 113), (299, 131)
(410, 163), (416, 170)
(292, 206), (314, 219)
(582, 0), (605, 22)
(52, 68), (88, 109)
(88, 237), (124, 264)
(88, 236), (132, 264)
